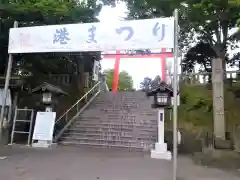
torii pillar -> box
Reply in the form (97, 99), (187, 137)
(104, 49), (173, 92)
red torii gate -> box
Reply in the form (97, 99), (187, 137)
(103, 49), (174, 92)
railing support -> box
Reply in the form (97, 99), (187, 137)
(55, 81), (101, 124)
(53, 81), (102, 142)
(53, 90), (101, 142)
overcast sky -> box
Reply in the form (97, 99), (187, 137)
(97, 3), (175, 89)
(97, 3), (239, 89)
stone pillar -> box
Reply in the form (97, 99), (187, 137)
(212, 58), (225, 141)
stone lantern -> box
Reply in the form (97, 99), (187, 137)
(145, 81), (176, 160)
(146, 81), (174, 108)
(32, 82), (67, 112)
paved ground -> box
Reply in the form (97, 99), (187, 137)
(0, 145), (240, 180)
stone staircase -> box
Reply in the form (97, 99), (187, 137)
(59, 91), (158, 151)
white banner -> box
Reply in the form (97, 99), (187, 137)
(8, 17), (174, 53)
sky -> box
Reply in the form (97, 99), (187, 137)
(97, 3), (176, 89)
(97, 3), (239, 88)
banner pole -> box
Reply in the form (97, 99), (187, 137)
(173, 9), (179, 180)
(0, 21), (18, 143)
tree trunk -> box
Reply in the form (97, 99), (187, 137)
(212, 58), (226, 142)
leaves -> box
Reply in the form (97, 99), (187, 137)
(104, 69), (134, 91)
(123, 0), (240, 58)
(140, 77), (152, 91)
(0, 0), (102, 89)
(182, 42), (216, 73)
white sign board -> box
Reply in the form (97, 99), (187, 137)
(8, 17), (174, 53)
(32, 112), (56, 141)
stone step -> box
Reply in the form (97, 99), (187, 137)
(64, 131), (133, 137)
(96, 97), (151, 99)
(80, 112), (157, 117)
(68, 125), (157, 134)
(66, 126), (157, 137)
(83, 105), (155, 108)
(95, 100), (151, 102)
(63, 133), (157, 143)
(97, 93), (147, 96)
(60, 137), (154, 150)
(94, 100), (148, 102)
(65, 131), (157, 143)
(62, 134), (133, 141)
(59, 141), (146, 151)
(60, 136), (139, 145)
(96, 93), (148, 98)
(66, 128), (155, 137)
(76, 116), (101, 120)
(86, 105), (153, 110)
(71, 123), (158, 131)
(94, 100), (145, 102)
(73, 120), (157, 126)
(94, 100), (151, 103)
(64, 129), (157, 137)
(59, 91), (159, 152)
(92, 105), (151, 108)
(94, 100), (151, 102)
(75, 120), (156, 125)
(78, 116), (157, 120)
(72, 124), (157, 130)
(69, 126), (133, 132)
(93, 102), (152, 106)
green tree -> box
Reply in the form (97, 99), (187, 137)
(0, 0), (103, 143)
(0, 0), (101, 88)
(140, 77), (152, 91)
(177, 0), (240, 142)
(182, 42), (215, 74)
(104, 69), (134, 91)
(119, 0), (240, 142)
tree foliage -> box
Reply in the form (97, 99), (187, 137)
(182, 42), (217, 73)
(182, 41), (240, 73)
(119, 0), (240, 140)
(0, 0), (102, 89)
(140, 77), (152, 91)
(124, 0), (240, 55)
(139, 75), (163, 92)
(181, 0), (239, 58)
(106, 0), (239, 71)
(104, 69), (134, 91)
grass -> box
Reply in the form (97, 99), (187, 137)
(165, 83), (240, 135)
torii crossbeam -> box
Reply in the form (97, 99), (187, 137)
(103, 49), (174, 92)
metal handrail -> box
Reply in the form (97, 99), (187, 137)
(55, 81), (101, 124)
